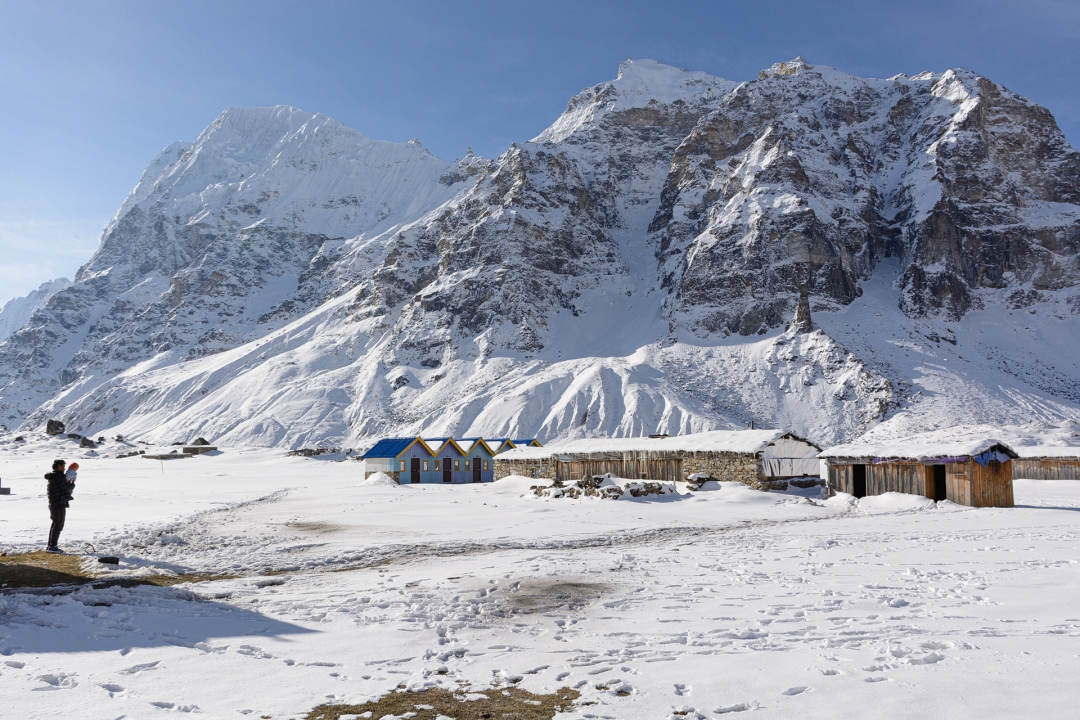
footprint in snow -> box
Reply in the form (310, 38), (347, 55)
(782, 686), (809, 696)
(236, 645), (274, 659)
(100, 683), (125, 697)
(151, 701), (201, 712)
(120, 661), (160, 675)
(34, 673), (78, 690)
(714, 701), (759, 714)
(4, 661), (25, 669)
(865, 676), (889, 683)
(194, 642), (228, 654)
(906, 653), (945, 665)
(674, 683), (691, 695)
(820, 668), (841, 676)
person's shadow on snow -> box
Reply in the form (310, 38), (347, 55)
(0, 582), (315, 655)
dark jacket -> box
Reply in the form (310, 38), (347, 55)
(45, 471), (74, 508)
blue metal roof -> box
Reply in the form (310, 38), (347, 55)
(360, 437), (422, 459)
(513, 438), (541, 447)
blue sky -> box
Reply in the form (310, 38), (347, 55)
(2, 0), (1078, 305)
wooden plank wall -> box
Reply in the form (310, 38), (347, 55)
(1012, 460), (1080, 480)
(866, 463), (923, 496)
(827, 465), (852, 494)
(946, 462), (971, 506)
(827, 460), (1013, 508)
(971, 460), (1014, 508)
(555, 458), (683, 483)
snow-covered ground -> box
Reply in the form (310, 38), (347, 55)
(2, 444), (1079, 719)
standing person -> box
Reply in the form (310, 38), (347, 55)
(45, 459), (75, 553)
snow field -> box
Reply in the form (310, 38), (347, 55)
(1, 448), (1079, 718)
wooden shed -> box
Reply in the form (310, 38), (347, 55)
(493, 430), (821, 489)
(819, 438), (1017, 507)
(1011, 447), (1080, 480)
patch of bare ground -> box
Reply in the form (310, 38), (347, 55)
(284, 520), (346, 534)
(497, 578), (611, 613)
(0, 552), (237, 590)
(306, 686), (580, 720)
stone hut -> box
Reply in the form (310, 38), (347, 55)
(820, 437), (1017, 507)
(493, 430), (821, 489)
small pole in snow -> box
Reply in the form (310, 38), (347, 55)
(160, 461), (164, 475)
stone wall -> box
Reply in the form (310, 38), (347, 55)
(495, 451), (790, 490)
(494, 457), (553, 480)
(681, 452), (766, 489)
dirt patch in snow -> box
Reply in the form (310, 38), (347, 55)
(306, 685), (580, 720)
(496, 578), (612, 613)
(0, 552), (237, 591)
(284, 520), (347, 534)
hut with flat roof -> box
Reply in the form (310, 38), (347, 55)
(493, 430), (821, 489)
(819, 438), (1017, 507)
(1011, 447), (1080, 480)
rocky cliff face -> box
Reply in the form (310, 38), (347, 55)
(0, 277), (69, 344)
(1, 59), (1079, 446)
(652, 58), (1080, 336)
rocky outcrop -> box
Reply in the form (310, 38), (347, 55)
(652, 59), (1080, 335)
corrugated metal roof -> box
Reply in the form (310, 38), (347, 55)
(360, 437), (422, 459)
(361, 435), (532, 459)
(512, 438), (542, 447)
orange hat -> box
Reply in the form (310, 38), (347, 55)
(69, 462), (79, 471)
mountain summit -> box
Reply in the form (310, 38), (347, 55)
(2, 60), (1079, 447)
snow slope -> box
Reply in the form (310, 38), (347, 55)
(1, 446), (1079, 719)
(1, 59), (1079, 449)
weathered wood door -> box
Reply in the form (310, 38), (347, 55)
(473, 464), (482, 483)
(443, 462), (452, 483)
(411, 458), (421, 484)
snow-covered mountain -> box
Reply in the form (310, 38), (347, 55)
(1, 58), (1079, 447)
(0, 277), (69, 344)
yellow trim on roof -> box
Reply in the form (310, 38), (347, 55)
(397, 436), (438, 457)
(429, 438), (468, 456)
(463, 438), (496, 455)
